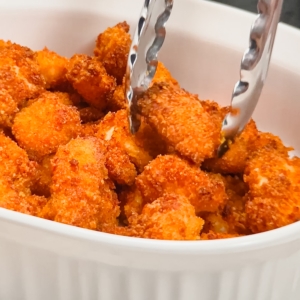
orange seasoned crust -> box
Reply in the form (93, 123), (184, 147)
(138, 83), (220, 165)
(40, 137), (120, 230)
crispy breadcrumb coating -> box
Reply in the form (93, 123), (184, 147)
(0, 178), (47, 216)
(78, 106), (104, 123)
(136, 155), (227, 213)
(66, 54), (116, 110)
(12, 92), (81, 160)
(0, 43), (45, 126)
(203, 120), (259, 174)
(130, 194), (204, 240)
(108, 83), (127, 111)
(105, 145), (137, 186)
(96, 109), (152, 172)
(138, 83), (220, 165)
(40, 137), (120, 230)
(36, 48), (68, 89)
(94, 22), (131, 84)
(0, 133), (37, 195)
(245, 149), (300, 233)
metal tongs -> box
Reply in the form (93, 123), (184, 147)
(218, 0), (283, 156)
(125, 0), (173, 134)
(125, 0), (283, 155)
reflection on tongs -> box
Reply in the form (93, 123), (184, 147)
(218, 0), (284, 157)
(125, 0), (173, 134)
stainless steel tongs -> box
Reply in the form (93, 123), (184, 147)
(125, 0), (173, 134)
(218, 0), (283, 156)
(125, 0), (284, 155)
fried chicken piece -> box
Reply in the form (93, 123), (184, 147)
(201, 231), (241, 240)
(138, 83), (220, 165)
(96, 109), (152, 172)
(130, 194), (203, 240)
(222, 175), (249, 234)
(105, 145), (137, 186)
(203, 120), (259, 174)
(31, 155), (53, 197)
(151, 61), (179, 87)
(244, 148), (300, 233)
(79, 122), (99, 138)
(136, 155), (227, 213)
(94, 22), (131, 84)
(66, 54), (116, 110)
(36, 48), (68, 89)
(0, 43), (45, 127)
(12, 91), (81, 160)
(201, 212), (230, 233)
(0, 133), (37, 195)
(252, 131), (292, 157)
(0, 178), (47, 216)
(40, 137), (120, 230)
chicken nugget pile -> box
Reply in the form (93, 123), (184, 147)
(0, 21), (299, 241)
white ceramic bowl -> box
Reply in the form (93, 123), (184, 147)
(0, 1), (300, 299)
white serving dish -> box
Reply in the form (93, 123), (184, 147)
(0, 0), (300, 299)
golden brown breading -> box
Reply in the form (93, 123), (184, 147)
(66, 54), (116, 110)
(130, 194), (204, 240)
(136, 155), (227, 213)
(244, 149), (300, 233)
(137, 83), (220, 165)
(105, 145), (137, 186)
(203, 120), (259, 174)
(40, 137), (120, 230)
(36, 47), (68, 89)
(0, 133), (37, 195)
(0, 43), (45, 127)
(79, 122), (99, 138)
(0, 178), (47, 216)
(94, 22), (131, 84)
(151, 61), (179, 87)
(96, 109), (152, 172)
(12, 91), (81, 160)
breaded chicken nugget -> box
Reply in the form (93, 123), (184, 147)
(66, 54), (116, 110)
(138, 83), (220, 165)
(130, 194), (204, 240)
(203, 120), (259, 174)
(105, 145), (137, 186)
(0, 178), (47, 216)
(244, 149), (300, 233)
(94, 22), (131, 84)
(0, 133), (37, 195)
(0, 43), (45, 126)
(96, 109), (152, 172)
(36, 47), (68, 89)
(40, 137), (120, 230)
(78, 106), (104, 123)
(201, 212), (230, 234)
(12, 92), (81, 160)
(136, 155), (227, 213)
